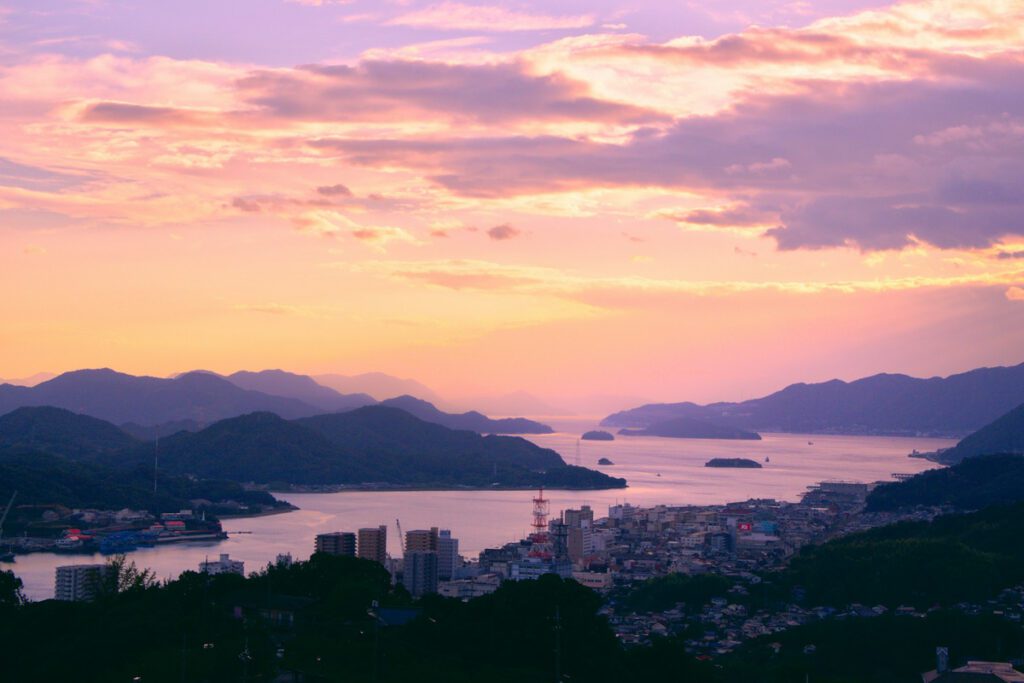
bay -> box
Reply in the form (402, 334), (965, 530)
(7, 421), (951, 600)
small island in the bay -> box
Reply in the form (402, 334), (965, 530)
(598, 457), (614, 465)
(582, 430), (615, 441)
(705, 457), (763, 468)
(618, 416), (762, 440)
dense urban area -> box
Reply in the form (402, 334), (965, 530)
(6, 452), (1024, 682)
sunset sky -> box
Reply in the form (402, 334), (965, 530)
(2, 0), (1023, 408)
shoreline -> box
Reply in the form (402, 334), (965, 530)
(218, 504), (298, 519)
(271, 483), (629, 494)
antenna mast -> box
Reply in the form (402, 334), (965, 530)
(153, 437), (159, 494)
(531, 487), (549, 537)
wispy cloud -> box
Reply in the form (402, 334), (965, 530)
(356, 259), (1024, 303)
(387, 2), (594, 32)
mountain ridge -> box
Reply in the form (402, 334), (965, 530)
(0, 404), (622, 489)
(0, 368), (322, 426)
(601, 362), (1024, 437)
(379, 395), (554, 435)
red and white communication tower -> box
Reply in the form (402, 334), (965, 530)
(531, 486), (549, 539)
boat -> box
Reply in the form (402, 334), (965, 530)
(153, 530), (227, 544)
(55, 536), (85, 552)
(100, 531), (140, 554)
(0, 551), (14, 563)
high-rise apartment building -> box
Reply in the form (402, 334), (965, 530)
(403, 550), (438, 597)
(437, 529), (459, 581)
(358, 525), (388, 564)
(55, 564), (108, 602)
(315, 531), (356, 556)
(563, 505), (594, 529)
(567, 527), (594, 563)
(405, 527), (439, 553)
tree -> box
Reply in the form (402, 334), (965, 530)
(0, 569), (25, 609)
(100, 555), (159, 596)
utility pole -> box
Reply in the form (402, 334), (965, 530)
(369, 600), (381, 683)
(179, 633), (187, 683)
(554, 605), (562, 683)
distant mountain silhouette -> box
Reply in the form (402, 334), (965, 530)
(0, 372), (55, 387)
(619, 417), (761, 440)
(602, 363), (1024, 437)
(225, 369), (375, 412)
(461, 391), (568, 417)
(0, 368), (321, 426)
(379, 395), (554, 434)
(119, 419), (205, 440)
(110, 406), (620, 489)
(930, 402), (1024, 464)
(0, 406), (138, 458)
(315, 372), (442, 403)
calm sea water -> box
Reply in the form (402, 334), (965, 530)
(7, 419), (951, 600)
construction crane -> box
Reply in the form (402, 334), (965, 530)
(0, 491), (18, 553)
(395, 518), (404, 554)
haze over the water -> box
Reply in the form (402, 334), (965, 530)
(2, 0), (1024, 407)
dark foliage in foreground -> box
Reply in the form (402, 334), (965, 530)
(773, 502), (1024, 608)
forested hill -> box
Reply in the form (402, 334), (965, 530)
(930, 402), (1024, 464)
(0, 406), (139, 458)
(867, 454), (1024, 511)
(115, 406), (623, 489)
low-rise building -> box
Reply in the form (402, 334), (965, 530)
(199, 553), (244, 576)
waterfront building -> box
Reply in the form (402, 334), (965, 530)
(437, 529), (459, 581)
(199, 553), (244, 576)
(358, 525), (387, 564)
(55, 564), (107, 602)
(403, 550), (439, 597)
(315, 531), (356, 556)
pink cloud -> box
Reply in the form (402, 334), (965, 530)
(235, 59), (664, 125)
(487, 223), (521, 240)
